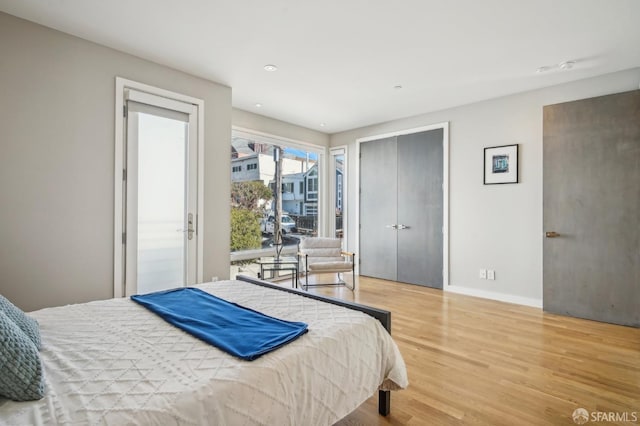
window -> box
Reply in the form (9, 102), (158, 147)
(230, 130), (323, 279)
(232, 165), (241, 172)
(308, 178), (318, 192)
(330, 147), (347, 242)
(306, 168), (318, 201)
(282, 182), (294, 193)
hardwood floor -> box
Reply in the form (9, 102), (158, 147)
(301, 275), (640, 425)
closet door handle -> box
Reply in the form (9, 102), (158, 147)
(385, 224), (398, 229)
(397, 224), (410, 230)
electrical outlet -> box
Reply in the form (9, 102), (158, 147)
(487, 270), (495, 280)
(479, 269), (487, 279)
(211, 276), (219, 282)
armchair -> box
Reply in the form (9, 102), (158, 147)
(297, 237), (355, 290)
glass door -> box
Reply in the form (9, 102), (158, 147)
(124, 90), (198, 295)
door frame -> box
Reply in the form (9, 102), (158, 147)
(355, 121), (449, 286)
(114, 77), (205, 298)
(329, 145), (348, 245)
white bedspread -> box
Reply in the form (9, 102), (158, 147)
(0, 280), (408, 425)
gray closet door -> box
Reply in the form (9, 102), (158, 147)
(359, 137), (398, 281)
(397, 130), (443, 288)
(359, 129), (444, 287)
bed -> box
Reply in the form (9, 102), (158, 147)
(0, 275), (408, 425)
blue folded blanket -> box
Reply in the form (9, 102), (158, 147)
(131, 287), (308, 361)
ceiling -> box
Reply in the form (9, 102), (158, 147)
(1, 0), (639, 134)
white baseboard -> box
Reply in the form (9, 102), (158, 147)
(444, 285), (542, 308)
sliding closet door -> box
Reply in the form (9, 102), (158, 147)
(359, 137), (398, 281)
(397, 130), (443, 288)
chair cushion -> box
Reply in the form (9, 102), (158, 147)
(308, 260), (353, 272)
(300, 237), (342, 260)
(0, 310), (45, 401)
(0, 294), (41, 349)
(299, 237), (342, 250)
(304, 247), (342, 258)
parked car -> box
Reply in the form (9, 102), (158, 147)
(261, 214), (297, 235)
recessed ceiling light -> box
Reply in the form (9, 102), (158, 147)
(264, 64), (278, 72)
(255, 103), (263, 108)
(320, 123), (326, 127)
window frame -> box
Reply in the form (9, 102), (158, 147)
(330, 146), (347, 242)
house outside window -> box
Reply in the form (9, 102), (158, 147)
(230, 154), (262, 183)
(230, 131), (322, 279)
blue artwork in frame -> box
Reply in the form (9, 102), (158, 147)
(484, 144), (519, 184)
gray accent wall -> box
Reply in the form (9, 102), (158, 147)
(543, 91), (639, 327)
(333, 68), (640, 306)
(0, 13), (231, 311)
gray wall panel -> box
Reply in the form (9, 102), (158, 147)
(543, 90), (640, 327)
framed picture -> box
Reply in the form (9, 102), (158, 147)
(484, 144), (519, 184)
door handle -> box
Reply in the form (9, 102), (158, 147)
(545, 231), (560, 238)
(187, 213), (195, 240)
(397, 224), (410, 230)
(385, 224), (398, 229)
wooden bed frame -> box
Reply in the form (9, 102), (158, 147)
(237, 275), (393, 416)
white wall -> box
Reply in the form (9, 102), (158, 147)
(331, 68), (640, 306)
(0, 13), (232, 311)
(2, 10), (636, 310)
(232, 108), (330, 231)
